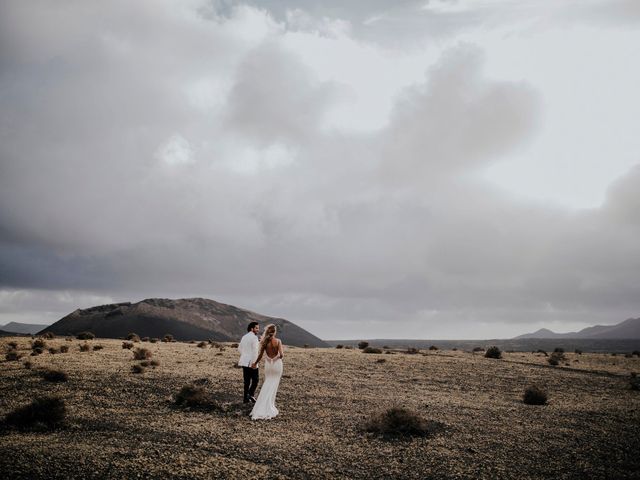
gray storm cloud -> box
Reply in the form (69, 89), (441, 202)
(0, 0), (638, 338)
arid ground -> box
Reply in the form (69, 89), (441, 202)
(1, 337), (639, 479)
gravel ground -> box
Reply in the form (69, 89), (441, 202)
(1, 337), (639, 479)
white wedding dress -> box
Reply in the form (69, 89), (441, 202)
(250, 353), (283, 420)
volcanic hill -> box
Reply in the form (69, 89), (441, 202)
(39, 297), (327, 347)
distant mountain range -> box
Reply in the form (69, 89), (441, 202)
(39, 297), (328, 347)
(0, 322), (49, 335)
(514, 317), (640, 339)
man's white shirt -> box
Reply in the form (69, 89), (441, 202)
(238, 331), (259, 367)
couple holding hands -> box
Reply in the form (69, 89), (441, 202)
(237, 322), (284, 420)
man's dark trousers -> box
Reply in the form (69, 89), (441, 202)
(242, 366), (259, 401)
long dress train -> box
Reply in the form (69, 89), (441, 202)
(250, 355), (283, 420)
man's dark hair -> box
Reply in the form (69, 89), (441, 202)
(247, 322), (259, 332)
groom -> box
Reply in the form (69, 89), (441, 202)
(237, 321), (260, 403)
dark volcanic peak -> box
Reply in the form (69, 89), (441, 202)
(41, 297), (328, 347)
(514, 317), (640, 340)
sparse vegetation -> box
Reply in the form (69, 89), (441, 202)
(42, 332), (55, 339)
(554, 347), (565, 353)
(5, 350), (22, 361)
(4, 396), (66, 429)
(362, 346), (383, 354)
(632, 350), (640, 357)
(406, 347), (419, 354)
(174, 385), (221, 410)
(133, 348), (152, 360)
(523, 385), (548, 405)
(485, 346), (502, 359)
(163, 334), (174, 343)
(376, 358), (386, 364)
(473, 347), (484, 352)
(93, 345), (104, 351)
(122, 341), (134, 350)
(141, 337), (150, 342)
(537, 349), (548, 356)
(48, 347), (59, 354)
(31, 339), (46, 350)
(150, 338), (159, 343)
(126, 333), (141, 342)
(30, 347), (43, 356)
(575, 349), (583, 355)
(40, 369), (68, 382)
(363, 408), (444, 438)
(23, 360), (32, 369)
(76, 331), (95, 340)
(548, 351), (566, 366)
(429, 345), (438, 351)
(197, 341), (208, 348)
(131, 364), (145, 374)
(336, 344), (344, 349)
(150, 359), (160, 367)
(8, 341), (18, 349)
(59, 345), (69, 353)
(358, 341), (369, 350)
(79, 343), (90, 352)
(630, 373), (639, 391)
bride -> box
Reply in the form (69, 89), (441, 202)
(250, 324), (284, 420)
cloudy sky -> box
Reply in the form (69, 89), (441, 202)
(1, 0), (639, 340)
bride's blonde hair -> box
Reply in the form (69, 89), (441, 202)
(259, 324), (277, 352)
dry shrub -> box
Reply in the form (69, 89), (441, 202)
(79, 343), (90, 352)
(31, 339), (46, 350)
(4, 396), (66, 429)
(344, 345), (353, 350)
(150, 359), (160, 367)
(574, 349), (583, 355)
(406, 347), (419, 354)
(363, 408), (444, 438)
(40, 369), (68, 382)
(8, 341), (18, 349)
(473, 347), (485, 352)
(358, 341), (369, 350)
(23, 360), (32, 369)
(630, 373), (639, 391)
(197, 341), (208, 348)
(126, 333), (140, 342)
(31, 347), (43, 356)
(163, 334), (174, 343)
(76, 331), (95, 340)
(523, 385), (548, 405)
(537, 349), (548, 356)
(554, 347), (565, 353)
(131, 364), (145, 374)
(65, 337), (73, 342)
(230, 343), (238, 348)
(174, 385), (221, 410)
(141, 337), (150, 342)
(42, 332), (55, 339)
(484, 346), (502, 359)
(335, 344), (344, 349)
(122, 342), (134, 350)
(5, 350), (22, 361)
(139, 360), (150, 367)
(376, 358), (386, 364)
(93, 345), (103, 351)
(632, 350), (640, 357)
(548, 351), (565, 366)
(133, 347), (152, 360)
(150, 338), (159, 343)
(363, 346), (383, 354)
(48, 347), (59, 354)
(428, 345), (438, 351)
(59, 345), (69, 353)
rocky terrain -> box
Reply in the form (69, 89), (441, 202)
(1, 337), (639, 479)
(40, 297), (327, 347)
